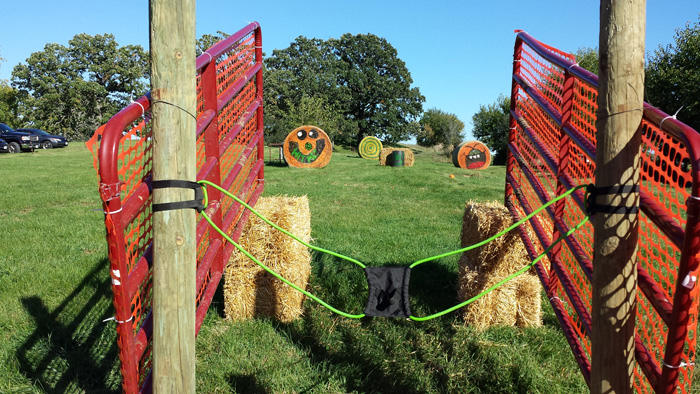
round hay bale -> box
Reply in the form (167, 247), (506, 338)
(283, 125), (332, 168)
(452, 141), (491, 170)
(358, 136), (383, 159)
(378, 148), (414, 167)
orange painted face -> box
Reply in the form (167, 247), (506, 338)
(287, 127), (326, 163)
(457, 141), (491, 170)
(283, 126), (333, 168)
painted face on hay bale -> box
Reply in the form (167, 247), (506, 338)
(283, 125), (332, 168)
(453, 141), (491, 170)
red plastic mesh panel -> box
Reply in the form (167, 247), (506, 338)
(507, 32), (700, 394)
(89, 23), (264, 394)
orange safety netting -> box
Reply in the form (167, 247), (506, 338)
(507, 32), (700, 393)
(87, 22), (264, 394)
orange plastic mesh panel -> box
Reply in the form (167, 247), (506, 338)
(516, 91), (562, 159)
(519, 42), (566, 113)
(222, 154), (257, 234)
(195, 230), (210, 305)
(512, 123), (558, 201)
(196, 132), (207, 171)
(218, 81), (256, 143)
(509, 31), (700, 394)
(220, 114), (258, 184)
(215, 33), (255, 95)
(196, 73), (204, 116)
(117, 121), (153, 200)
(571, 79), (598, 143)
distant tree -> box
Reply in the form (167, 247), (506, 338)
(417, 108), (465, 150)
(197, 31), (230, 56)
(471, 94), (510, 165)
(645, 15), (700, 131)
(264, 34), (424, 146)
(11, 34), (148, 139)
(574, 47), (599, 75)
(0, 81), (19, 126)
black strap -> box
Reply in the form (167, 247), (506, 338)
(364, 266), (412, 318)
(152, 180), (204, 213)
(586, 184), (640, 215)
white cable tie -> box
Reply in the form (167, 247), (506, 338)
(104, 207), (123, 215)
(203, 52), (213, 64)
(659, 106), (684, 130)
(103, 315), (134, 324)
(568, 62), (579, 70)
(549, 296), (562, 303)
(663, 360), (693, 369)
(132, 100), (145, 118)
(681, 274), (697, 290)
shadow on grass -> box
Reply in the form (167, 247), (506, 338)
(270, 257), (462, 393)
(17, 258), (121, 393)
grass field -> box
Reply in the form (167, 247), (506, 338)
(0, 144), (589, 393)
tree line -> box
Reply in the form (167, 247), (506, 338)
(1, 15), (698, 158)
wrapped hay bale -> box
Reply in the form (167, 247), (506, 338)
(224, 195), (311, 323)
(457, 200), (542, 328)
(378, 148), (414, 167)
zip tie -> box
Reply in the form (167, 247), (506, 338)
(130, 98), (145, 118)
(203, 52), (213, 64)
(549, 296), (562, 303)
(568, 62), (579, 70)
(663, 360), (693, 369)
(659, 106), (683, 130)
(103, 315), (134, 324)
(104, 207), (123, 215)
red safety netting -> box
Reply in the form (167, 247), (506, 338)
(506, 32), (700, 393)
(85, 22), (264, 394)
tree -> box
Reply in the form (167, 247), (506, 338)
(196, 31), (230, 56)
(264, 34), (424, 146)
(575, 47), (599, 75)
(11, 34), (148, 139)
(645, 15), (700, 131)
(417, 108), (465, 148)
(471, 94), (510, 165)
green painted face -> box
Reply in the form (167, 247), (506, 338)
(288, 128), (326, 164)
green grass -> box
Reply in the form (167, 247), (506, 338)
(0, 144), (588, 393)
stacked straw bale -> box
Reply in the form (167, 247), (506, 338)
(457, 200), (542, 328)
(224, 195), (311, 323)
(378, 148), (415, 167)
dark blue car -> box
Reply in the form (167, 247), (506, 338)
(16, 128), (68, 149)
(0, 138), (8, 153)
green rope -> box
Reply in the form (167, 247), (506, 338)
(409, 214), (589, 321)
(199, 180), (366, 269)
(197, 179), (590, 321)
(409, 184), (588, 269)
(198, 181), (365, 319)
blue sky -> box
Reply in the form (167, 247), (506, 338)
(1, 1), (698, 140)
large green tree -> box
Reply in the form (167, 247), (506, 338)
(646, 15), (700, 131)
(264, 34), (424, 146)
(11, 34), (148, 140)
(417, 108), (465, 148)
(471, 94), (510, 165)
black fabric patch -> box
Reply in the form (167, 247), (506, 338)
(364, 266), (411, 318)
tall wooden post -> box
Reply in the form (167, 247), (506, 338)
(591, 1), (645, 393)
(150, 0), (197, 392)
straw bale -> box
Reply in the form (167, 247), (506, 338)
(457, 200), (542, 328)
(378, 148), (415, 167)
(224, 195), (311, 323)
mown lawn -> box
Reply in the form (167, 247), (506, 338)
(0, 143), (588, 393)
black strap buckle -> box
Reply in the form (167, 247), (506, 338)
(586, 184), (640, 216)
(151, 180), (204, 213)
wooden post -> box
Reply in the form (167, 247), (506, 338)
(150, 0), (197, 393)
(591, 1), (645, 393)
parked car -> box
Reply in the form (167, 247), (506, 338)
(0, 123), (38, 153)
(16, 128), (68, 149)
(0, 138), (8, 153)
